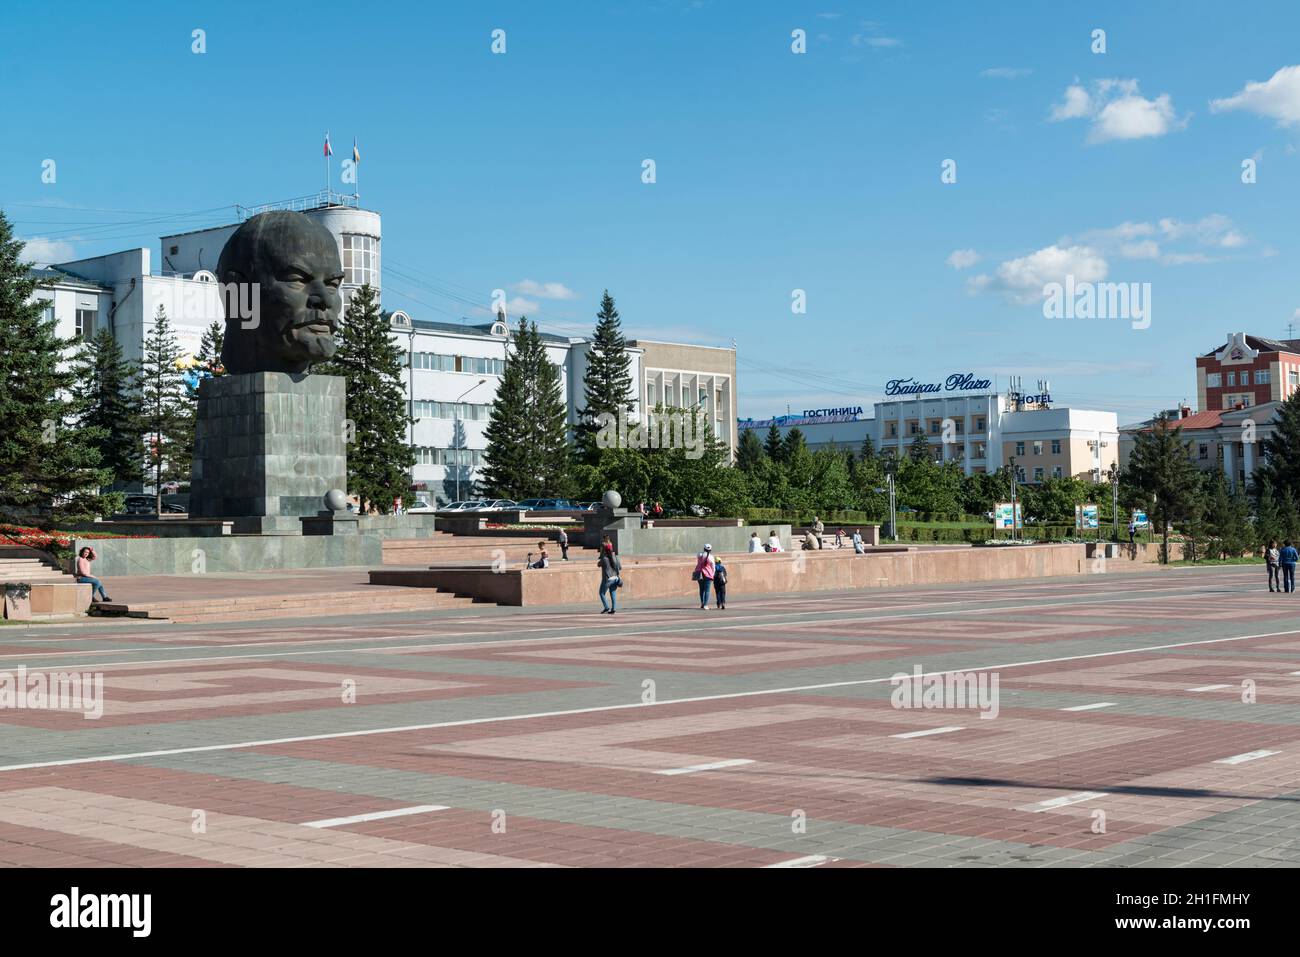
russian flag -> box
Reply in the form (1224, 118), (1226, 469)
(323, 132), (333, 158)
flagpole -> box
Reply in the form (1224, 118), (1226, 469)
(323, 130), (329, 195)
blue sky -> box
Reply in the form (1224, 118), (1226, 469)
(5, 0), (1300, 423)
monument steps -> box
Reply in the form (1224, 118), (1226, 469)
(92, 586), (476, 624)
(0, 548), (77, 585)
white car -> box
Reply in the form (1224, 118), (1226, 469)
(407, 499), (436, 513)
(475, 499), (518, 511)
(439, 501), (476, 512)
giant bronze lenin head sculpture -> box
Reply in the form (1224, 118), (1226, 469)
(217, 211), (344, 374)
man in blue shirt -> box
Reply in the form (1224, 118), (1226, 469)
(1280, 541), (1298, 594)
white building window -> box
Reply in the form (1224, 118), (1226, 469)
(1289, 371), (1299, 388)
(1206, 372), (1221, 388)
(75, 308), (97, 340)
(1255, 370), (1270, 385)
(341, 234), (379, 287)
(1051, 439), (1061, 454)
(1052, 466), (1062, 479)
(647, 383), (656, 407)
(1033, 467), (1044, 482)
(41, 302), (55, 324)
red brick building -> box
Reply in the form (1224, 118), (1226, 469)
(1196, 331), (1300, 411)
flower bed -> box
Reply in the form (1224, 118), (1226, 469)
(0, 524), (156, 564)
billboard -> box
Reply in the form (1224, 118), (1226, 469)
(1075, 504), (1099, 530)
(994, 502), (1022, 529)
(1131, 510), (1149, 528)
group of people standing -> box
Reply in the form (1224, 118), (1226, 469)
(1264, 540), (1299, 593)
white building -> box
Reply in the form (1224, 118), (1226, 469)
(740, 372), (1118, 483)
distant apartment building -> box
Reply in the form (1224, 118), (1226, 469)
(1196, 331), (1300, 411)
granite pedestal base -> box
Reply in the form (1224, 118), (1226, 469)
(189, 372), (346, 521)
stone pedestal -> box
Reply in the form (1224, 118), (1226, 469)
(189, 372), (346, 523)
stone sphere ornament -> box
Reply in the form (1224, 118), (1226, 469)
(325, 488), (348, 511)
(602, 490), (622, 510)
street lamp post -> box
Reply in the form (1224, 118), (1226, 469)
(453, 378), (488, 503)
(1009, 456), (1019, 541)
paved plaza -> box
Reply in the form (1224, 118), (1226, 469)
(1, 565), (1298, 867)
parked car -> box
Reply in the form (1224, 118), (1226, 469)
(407, 499), (436, 513)
(516, 499), (545, 511)
(123, 496), (153, 515)
(439, 501), (477, 512)
(474, 499), (518, 511)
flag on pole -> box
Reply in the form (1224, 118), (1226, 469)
(323, 132), (333, 157)
(352, 139), (360, 165)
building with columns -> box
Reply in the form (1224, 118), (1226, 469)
(1119, 404), (1277, 492)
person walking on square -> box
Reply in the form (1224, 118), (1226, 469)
(1281, 540), (1298, 594)
(1266, 540), (1280, 593)
(598, 541), (622, 614)
(713, 557), (728, 610)
(694, 543), (715, 609)
(557, 528), (569, 561)
(74, 547), (111, 603)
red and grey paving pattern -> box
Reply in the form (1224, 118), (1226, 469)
(2, 566), (1300, 867)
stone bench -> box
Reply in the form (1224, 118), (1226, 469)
(2, 581), (93, 620)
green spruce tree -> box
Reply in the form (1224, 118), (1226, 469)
(69, 327), (141, 491)
(735, 428), (766, 473)
(764, 424), (784, 462)
(575, 291), (634, 462)
(1125, 413), (1204, 563)
(316, 284), (413, 513)
(0, 212), (115, 523)
(1255, 391), (1300, 501)
(138, 306), (192, 512)
(481, 318), (570, 499)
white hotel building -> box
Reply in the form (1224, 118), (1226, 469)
(26, 192), (736, 503)
(740, 374), (1118, 483)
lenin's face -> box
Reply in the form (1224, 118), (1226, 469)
(252, 224), (344, 369)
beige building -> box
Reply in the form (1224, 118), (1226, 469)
(629, 339), (738, 459)
(1000, 408), (1119, 483)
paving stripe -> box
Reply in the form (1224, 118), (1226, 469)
(1213, 750), (1280, 766)
(300, 804), (450, 828)
(1186, 684), (1232, 692)
(655, 759), (754, 776)
(4, 625), (1300, 775)
(891, 726), (964, 739)
(1060, 702), (1117, 712)
(766, 854), (840, 868)
(1021, 791), (1110, 812)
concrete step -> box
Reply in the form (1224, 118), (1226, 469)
(92, 587), (476, 623)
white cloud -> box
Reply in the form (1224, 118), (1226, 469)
(851, 33), (901, 47)
(1211, 65), (1300, 126)
(1050, 83), (1093, 120)
(968, 244), (1107, 304)
(946, 248), (980, 269)
(20, 237), (75, 266)
(511, 279), (577, 300)
(1050, 78), (1187, 143)
(1119, 240), (1161, 260)
(981, 67), (1032, 79)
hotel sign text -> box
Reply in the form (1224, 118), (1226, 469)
(884, 373), (993, 397)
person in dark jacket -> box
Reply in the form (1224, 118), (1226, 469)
(1281, 540), (1298, 594)
(599, 542), (622, 614)
(713, 558), (728, 610)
